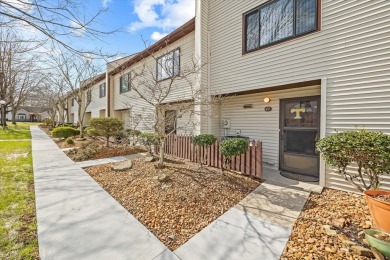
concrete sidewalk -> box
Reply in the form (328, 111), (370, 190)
(75, 152), (149, 168)
(31, 126), (175, 260)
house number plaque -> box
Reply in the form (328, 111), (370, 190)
(264, 106), (272, 112)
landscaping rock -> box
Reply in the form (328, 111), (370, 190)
(351, 246), (374, 258)
(157, 172), (168, 182)
(325, 246), (337, 253)
(323, 225), (337, 236)
(337, 234), (357, 246)
(144, 156), (155, 162)
(75, 137), (86, 141)
(333, 217), (346, 229)
(111, 160), (133, 171)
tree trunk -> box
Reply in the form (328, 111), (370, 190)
(158, 138), (165, 167)
(12, 109), (16, 124)
(106, 137), (109, 147)
(79, 125), (84, 138)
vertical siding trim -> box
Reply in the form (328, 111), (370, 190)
(207, 30), (212, 133)
(319, 77), (327, 187)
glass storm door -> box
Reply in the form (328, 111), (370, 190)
(280, 96), (320, 177)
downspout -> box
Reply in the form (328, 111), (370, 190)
(106, 72), (111, 117)
(319, 77), (327, 187)
(207, 30), (211, 134)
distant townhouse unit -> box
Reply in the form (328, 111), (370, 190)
(9, 106), (50, 122)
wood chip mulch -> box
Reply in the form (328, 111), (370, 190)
(281, 188), (377, 260)
(84, 157), (261, 250)
(86, 145), (147, 161)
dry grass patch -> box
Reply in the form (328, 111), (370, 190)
(85, 157), (261, 250)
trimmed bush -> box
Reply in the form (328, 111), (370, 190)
(192, 134), (217, 166)
(88, 118), (124, 147)
(220, 138), (249, 173)
(139, 132), (160, 154)
(126, 129), (142, 146)
(65, 137), (74, 145)
(317, 129), (390, 192)
(42, 117), (53, 128)
(52, 126), (80, 138)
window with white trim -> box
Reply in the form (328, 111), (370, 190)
(157, 48), (180, 81)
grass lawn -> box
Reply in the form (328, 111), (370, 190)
(0, 122), (39, 140)
(0, 124), (39, 259)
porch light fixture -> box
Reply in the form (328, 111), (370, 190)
(263, 97), (271, 103)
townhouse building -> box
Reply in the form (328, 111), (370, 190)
(195, 0), (390, 191)
(69, 0), (390, 191)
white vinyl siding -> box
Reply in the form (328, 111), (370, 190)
(110, 31), (196, 132)
(201, 0), (390, 191)
(85, 79), (107, 118)
(214, 85), (320, 169)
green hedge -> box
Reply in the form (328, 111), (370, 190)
(52, 127), (80, 138)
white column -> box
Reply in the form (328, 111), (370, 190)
(319, 77), (327, 187)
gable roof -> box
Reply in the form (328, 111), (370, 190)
(109, 17), (195, 76)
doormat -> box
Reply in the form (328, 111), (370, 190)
(280, 171), (319, 182)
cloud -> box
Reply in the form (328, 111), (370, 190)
(69, 20), (86, 37)
(102, 0), (113, 8)
(128, 0), (195, 34)
(151, 31), (168, 41)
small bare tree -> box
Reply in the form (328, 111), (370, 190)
(0, 0), (117, 56)
(117, 40), (226, 167)
(50, 50), (102, 137)
(0, 28), (43, 125)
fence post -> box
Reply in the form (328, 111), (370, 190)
(256, 140), (262, 178)
(251, 140), (256, 177)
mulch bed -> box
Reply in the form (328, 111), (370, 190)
(84, 157), (261, 250)
(281, 188), (378, 260)
(85, 145), (147, 161)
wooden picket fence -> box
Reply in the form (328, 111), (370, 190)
(155, 135), (263, 179)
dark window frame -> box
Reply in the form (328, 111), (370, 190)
(99, 82), (106, 98)
(156, 48), (180, 82)
(87, 90), (92, 103)
(119, 72), (131, 94)
(242, 0), (321, 54)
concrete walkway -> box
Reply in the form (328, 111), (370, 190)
(174, 168), (317, 260)
(75, 152), (149, 168)
(32, 125), (319, 260)
(31, 126), (174, 260)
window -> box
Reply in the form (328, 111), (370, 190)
(71, 98), (74, 106)
(17, 113), (27, 120)
(99, 83), (106, 98)
(164, 110), (177, 134)
(87, 90), (92, 103)
(244, 0), (318, 52)
(157, 49), (180, 81)
(120, 73), (131, 93)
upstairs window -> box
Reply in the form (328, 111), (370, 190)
(157, 48), (180, 81)
(120, 73), (131, 94)
(87, 90), (92, 103)
(99, 83), (106, 98)
(245, 0), (318, 52)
